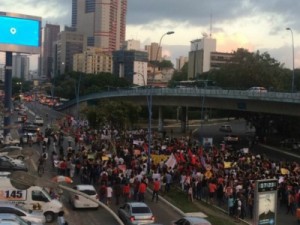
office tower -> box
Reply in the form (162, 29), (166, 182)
(188, 37), (216, 79)
(55, 31), (87, 75)
(41, 24), (60, 79)
(145, 43), (162, 62)
(72, 0), (127, 53)
(113, 50), (148, 86)
(12, 54), (30, 80)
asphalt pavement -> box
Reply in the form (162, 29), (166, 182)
(7, 105), (300, 225)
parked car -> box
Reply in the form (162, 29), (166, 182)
(0, 213), (43, 225)
(0, 146), (25, 160)
(69, 185), (99, 209)
(0, 134), (20, 146)
(0, 203), (45, 224)
(0, 155), (25, 167)
(247, 86), (267, 93)
(219, 125), (232, 132)
(0, 155), (28, 172)
(171, 216), (211, 225)
(118, 202), (155, 225)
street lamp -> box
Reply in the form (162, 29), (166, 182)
(286, 27), (295, 92)
(75, 74), (82, 124)
(147, 31), (174, 174)
(152, 31), (175, 82)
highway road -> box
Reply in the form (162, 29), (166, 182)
(18, 101), (183, 225)
(14, 101), (300, 225)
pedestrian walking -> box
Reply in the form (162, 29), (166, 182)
(151, 178), (160, 203)
(138, 179), (147, 202)
(106, 185), (113, 206)
(122, 182), (130, 203)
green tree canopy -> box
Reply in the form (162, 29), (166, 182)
(82, 100), (142, 129)
(208, 48), (290, 91)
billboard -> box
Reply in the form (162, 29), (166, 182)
(255, 179), (278, 225)
(0, 11), (41, 54)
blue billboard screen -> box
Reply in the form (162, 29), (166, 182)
(0, 15), (40, 47)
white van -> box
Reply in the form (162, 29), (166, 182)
(0, 177), (63, 223)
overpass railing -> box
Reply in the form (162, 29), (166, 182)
(54, 87), (300, 111)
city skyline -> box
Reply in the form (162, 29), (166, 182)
(0, 0), (299, 70)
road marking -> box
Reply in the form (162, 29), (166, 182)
(30, 158), (37, 171)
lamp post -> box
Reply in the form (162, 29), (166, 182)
(75, 74), (82, 124)
(152, 31), (175, 82)
(147, 31), (174, 174)
(286, 27), (295, 92)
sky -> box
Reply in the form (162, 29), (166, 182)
(0, 0), (300, 70)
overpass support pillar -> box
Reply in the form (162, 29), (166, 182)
(158, 106), (163, 132)
(181, 106), (188, 133)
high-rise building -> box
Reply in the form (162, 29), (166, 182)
(12, 54), (30, 80)
(188, 37), (216, 79)
(123, 39), (141, 51)
(176, 56), (188, 71)
(73, 47), (113, 74)
(41, 24), (60, 79)
(72, 0), (127, 53)
(55, 31), (87, 75)
(145, 43), (162, 62)
(113, 50), (148, 86)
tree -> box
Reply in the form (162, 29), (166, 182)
(168, 62), (188, 87)
(208, 48), (289, 91)
(52, 72), (131, 99)
(82, 100), (142, 129)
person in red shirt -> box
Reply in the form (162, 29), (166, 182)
(123, 182), (130, 203)
(138, 180), (147, 202)
(59, 159), (67, 176)
(208, 180), (217, 204)
(152, 178), (161, 203)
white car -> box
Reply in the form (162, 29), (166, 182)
(69, 185), (99, 209)
(34, 116), (44, 126)
(0, 134), (20, 146)
(248, 86), (267, 93)
(0, 146), (25, 160)
(0, 203), (46, 224)
(0, 155), (26, 166)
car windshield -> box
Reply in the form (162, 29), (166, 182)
(132, 206), (151, 214)
(81, 189), (97, 195)
(42, 188), (52, 200)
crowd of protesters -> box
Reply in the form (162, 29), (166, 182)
(40, 115), (300, 222)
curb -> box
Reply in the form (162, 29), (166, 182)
(146, 187), (185, 216)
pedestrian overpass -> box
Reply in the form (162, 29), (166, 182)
(55, 87), (300, 117)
